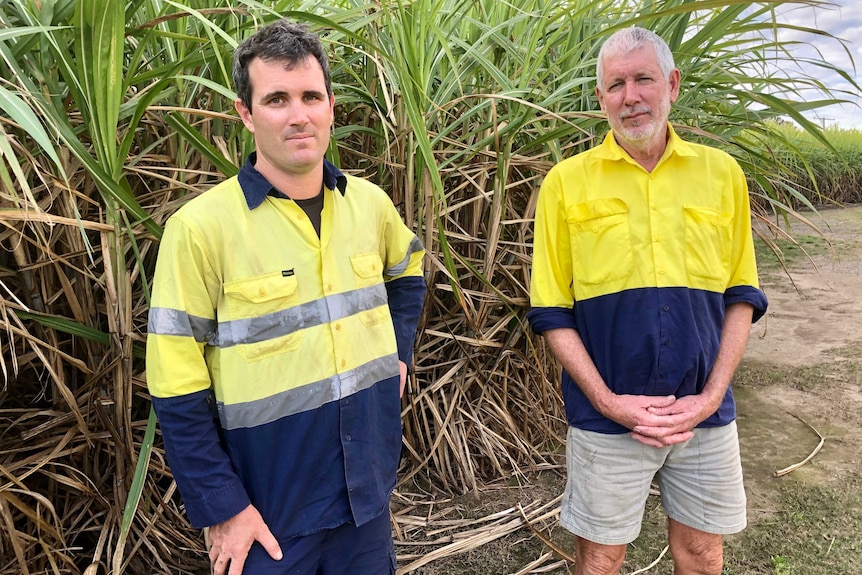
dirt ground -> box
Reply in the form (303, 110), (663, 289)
(746, 206), (862, 368)
(399, 205), (862, 575)
(735, 205), (862, 562)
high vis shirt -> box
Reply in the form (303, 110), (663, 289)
(146, 156), (425, 537)
(528, 126), (767, 434)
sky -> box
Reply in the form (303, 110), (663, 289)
(772, 0), (862, 129)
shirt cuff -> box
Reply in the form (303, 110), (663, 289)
(724, 285), (769, 323)
(526, 306), (578, 335)
(184, 477), (252, 529)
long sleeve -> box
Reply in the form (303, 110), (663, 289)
(385, 276), (425, 366)
(146, 217), (250, 528)
(379, 198), (426, 366)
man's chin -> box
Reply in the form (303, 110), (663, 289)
(613, 122), (663, 146)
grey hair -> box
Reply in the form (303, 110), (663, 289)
(596, 27), (676, 88)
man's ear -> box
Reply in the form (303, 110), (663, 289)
(595, 86), (607, 114)
(668, 68), (681, 104)
(235, 98), (255, 133)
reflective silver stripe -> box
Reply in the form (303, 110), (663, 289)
(214, 283), (388, 348)
(148, 307), (216, 343)
(216, 353), (400, 430)
(384, 236), (424, 277)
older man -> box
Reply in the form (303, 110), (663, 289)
(528, 27), (767, 575)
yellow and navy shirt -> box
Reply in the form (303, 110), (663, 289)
(146, 156), (425, 536)
(528, 126), (767, 434)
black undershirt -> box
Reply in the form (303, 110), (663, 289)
(294, 190), (324, 238)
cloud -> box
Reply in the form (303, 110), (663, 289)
(774, 0), (861, 128)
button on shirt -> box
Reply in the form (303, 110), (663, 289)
(147, 156), (425, 536)
(528, 126), (768, 433)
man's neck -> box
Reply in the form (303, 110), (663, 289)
(615, 131), (668, 173)
(255, 159), (324, 200)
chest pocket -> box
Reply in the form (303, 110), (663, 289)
(683, 206), (732, 285)
(350, 253), (384, 288)
(223, 272), (303, 361)
(566, 199), (633, 286)
(350, 253), (388, 326)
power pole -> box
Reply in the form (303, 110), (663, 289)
(814, 116), (834, 129)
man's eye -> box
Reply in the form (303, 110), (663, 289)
(269, 96), (283, 105)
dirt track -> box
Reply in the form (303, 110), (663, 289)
(739, 205), (862, 519)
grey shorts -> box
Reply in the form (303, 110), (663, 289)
(561, 422), (746, 545)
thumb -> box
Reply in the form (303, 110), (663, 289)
(256, 525), (283, 562)
(646, 396), (677, 413)
(399, 361), (408, 398)
(654, 395), (676, 407)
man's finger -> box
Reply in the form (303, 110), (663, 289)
(631, 431), (664, 448)
(209, 544), (224, 575)
(645, 398), (682, 415)
(398, 361), (408, 398)
(257, 526), (284, 562)
(633, 420), (686, 437)
(646, 405), (678, 416)
(211, 555), (228, 575)
(228, 554), (246, 575)
(650, 395), (677, 408)
(659, 431), (694, 446)
(637, 412), (683, 431)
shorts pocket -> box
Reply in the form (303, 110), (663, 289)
(223, 272), (303, 361)
(683, 206), (732, 283)
(566, 198), (634, 286)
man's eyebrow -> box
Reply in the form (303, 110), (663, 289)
(260, 90), (288, 102)
(260, 89), (326, 101)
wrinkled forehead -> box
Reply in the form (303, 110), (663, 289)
(602, 42), (658, 68)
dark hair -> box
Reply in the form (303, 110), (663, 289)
(233, 20), (332, 111)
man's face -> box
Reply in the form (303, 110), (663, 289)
(595, 45), (680, 151)
(235, 56), (335, 180)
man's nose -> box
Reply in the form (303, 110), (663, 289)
(622, 81), (640, 105)
(286, 100), (309, 125)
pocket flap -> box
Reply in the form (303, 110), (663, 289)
(224, 272), (298, 303)
(683, 206), (732, 228)
(350, 253), (383, 279)
(566, 198), (629, 227)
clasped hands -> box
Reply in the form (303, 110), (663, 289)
(601, 393), (719, 448)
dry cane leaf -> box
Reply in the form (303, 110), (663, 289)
(774, 411), (825, 477)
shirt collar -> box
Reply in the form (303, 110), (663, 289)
(593, 123), (697, 163)
(238, 153), (348, 210)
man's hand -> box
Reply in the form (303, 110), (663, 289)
(599, 393), (705, 448)
(597, 394), (680, 446)
(208, 504), (282, 575)
(626, 302), (755, 447)
(399, 360), (408, 397)
(631, 393), (720, 447)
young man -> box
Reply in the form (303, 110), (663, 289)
(528, 27), (768, 575)
(146, 20), (425, 575)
